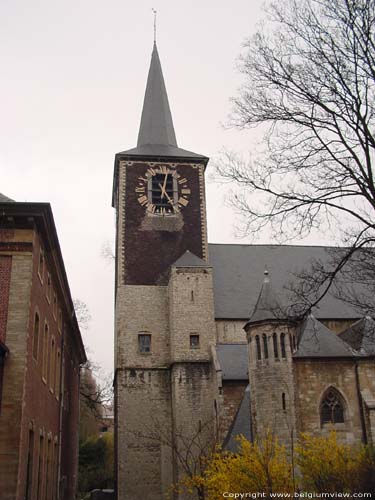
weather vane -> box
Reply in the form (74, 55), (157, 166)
(152, 8), (157, 44)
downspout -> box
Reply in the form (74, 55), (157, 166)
(354, 360), (367, 444)
(56, 329), (65, 500)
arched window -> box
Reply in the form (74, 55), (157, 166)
(280, 332), (286, 358)
(255, 335), (261, 360)
(263, 334), (269, 359)
(273, 332), (278, 358)
(320, 388), (345, 425)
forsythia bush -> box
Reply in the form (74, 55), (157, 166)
(172, 432), (375, 499)
(204, 434), (293, 499)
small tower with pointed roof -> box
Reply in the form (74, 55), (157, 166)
(113, 43), (216, 500)
(244, 269), (297, 448)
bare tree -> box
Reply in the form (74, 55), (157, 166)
(134, 418), (217, 500)
(216, 0), (375, 315)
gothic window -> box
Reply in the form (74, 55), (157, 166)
(138, 333), (151, 353)
(273, 332), (278, 358)
(255, 335), (261, 360)
(263, 334), (269, 359)
(320, 388), (345, 425)
(280, 332), (286, 358)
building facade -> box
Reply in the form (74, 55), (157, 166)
(0, 196), (86, 500)
(113, 44), (375, 499)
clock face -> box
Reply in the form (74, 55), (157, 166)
(135, 166), (191, 216)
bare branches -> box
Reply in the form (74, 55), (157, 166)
(217, 0), (375, 315)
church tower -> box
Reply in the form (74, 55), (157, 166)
(113, 43), (217, 500)
(244, 270), (297, 449)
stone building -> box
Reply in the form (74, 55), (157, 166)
(0, 195), (86, 500)
(113, 43), (375, 499)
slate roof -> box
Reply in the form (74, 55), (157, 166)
(224, 386), (252, 452)
(0, 193), (15, 202)
(294, 314), (356, 358)
(172, 250), (210, 268)
(339, 316), (375, 355)
(216, 344), (248, 380)
(208, 244), (362, 320)
(247, 270), (286, 325)
(117, 43), (207, 161)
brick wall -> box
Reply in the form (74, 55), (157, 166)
(0, 255), (12, 344)
(221, 381), (248, 439)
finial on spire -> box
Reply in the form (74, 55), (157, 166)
(152, 8), (157, 44)
(263, 266), (269, 283)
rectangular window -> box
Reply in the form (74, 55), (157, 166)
(55, 349), (61, 399)
(49, 337), (55, 392)
(42, 323), (49, 382)
(46, 273), (51, 302)
(53, 293), (57, 320)
(36, 434), (44, 500)
(190, 334), (200, 349)
(32, 312), (40, 360)
(26, 429), (34, 500)
(138, 334), (151, 353)
(45, 437), (52, 499)
(38, 248), (44, 283)
(58, 309), (62, 333)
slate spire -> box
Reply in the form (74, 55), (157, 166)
(137, 42), (177, 148)
(246, 268), (285, 325)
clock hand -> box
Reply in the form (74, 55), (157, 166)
(162, 174), (168, 197)
(158, 183), (174, 205)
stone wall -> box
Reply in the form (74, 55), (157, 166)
(247, 324), (297, 448)
(168, 267), (216, 363)
(115, 368), (173, 500)
(115, 285), (170, 369)
(216, 320), (247, 344)
(294, 359), (364, 443)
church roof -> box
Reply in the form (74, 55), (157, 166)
(208, 243), (363, 320)
(294, 314), (356, 358)
(117, 43), (207, 162)
(0, 193), (15, 202)
(246, 270), (286, 325)
(223, 386), (252, 452)
(172, 250), (209, 268)
(216, 344), (248, 380)
(339, 316), (375, 355)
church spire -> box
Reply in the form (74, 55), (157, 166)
(137, 43), (178, 148)
(246, 269), (285, 325)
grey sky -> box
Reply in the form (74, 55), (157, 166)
(0, 0), (324, 375)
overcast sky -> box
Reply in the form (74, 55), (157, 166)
(0, 0), (326, 376)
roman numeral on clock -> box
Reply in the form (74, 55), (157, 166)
(138, 195), (148, 206)
(178, 197), (189, 207)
